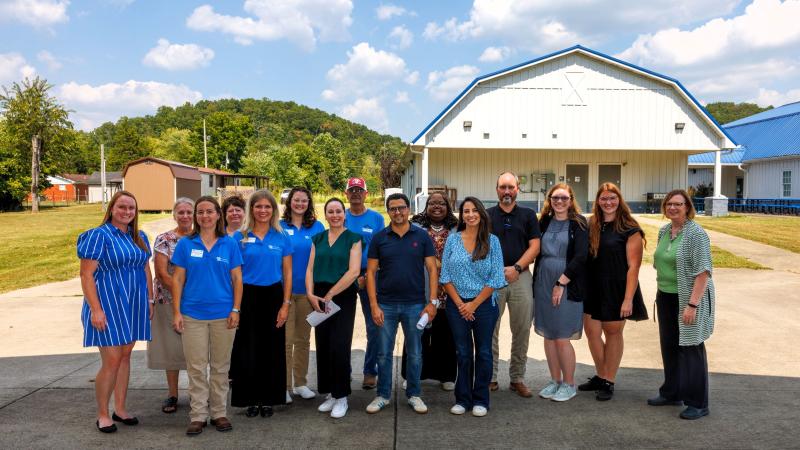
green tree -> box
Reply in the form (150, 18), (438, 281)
(705, 102), (773, 125)
(311, 133), (347, 190)
(149, 127), (194, 162)
(191, 111), (253, 171)
(107, 117), (150, 170)
(0, 77), (72, 211)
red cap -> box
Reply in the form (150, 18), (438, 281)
(346, 178), (367, 191)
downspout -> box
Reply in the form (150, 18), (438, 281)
(409, 145), (425, 213)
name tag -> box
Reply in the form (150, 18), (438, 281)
(246, 237), (256, 243)
(362, 227), (373, 234)
(268, 244), (281, 251)
(286, 229), (294, 236)
(190, 249), (204, 258)
(305, 235), (311, 239)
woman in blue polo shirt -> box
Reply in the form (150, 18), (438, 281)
(280, 187), (325, 402)
(78, 190), (153, 433)
(230, 189), (294, 418)
(172, 196), (243, 436)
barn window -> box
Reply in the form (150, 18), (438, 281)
(783, 171), (792, 197)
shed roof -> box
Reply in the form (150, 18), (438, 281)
(411, 44), (735, 148)
(688, 148), (745, 165)
(198, 167), (233, 176)
(122, 157), (201, 181)
(722, 102), (800, 162)
(87, 171), (123, 185)
(61, 173), (89, 183)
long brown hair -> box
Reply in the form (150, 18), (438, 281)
(589, 183), (645, 257)
(457, 196), (492, 261)
(102, 190), (147, 252)
(540, 183), (585, 229)
(192, 196), (225, 237)
(281, 186), (317, 228)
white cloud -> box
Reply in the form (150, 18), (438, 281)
(0, 0), (69, 27)
(340, 97), (388, 131)
(426, 65), (480, 101)
(388, 25), (413, 49)
(376, 4), (412, 20)
(404, 70), (419, 85)
(36, 50), (62, 70)
(687, 59), (799, 98)
(186, 0), (352, 51)
(618, 0), (800, 67)
(57, 80), (202, 130)
(143, 39), (215, 71)
(394, 91), (409, 103)
(751, 87), (800, 108)
(0, 53), (37, 87)
(478, 45), (512, 63)
(322, 42), (413, 101)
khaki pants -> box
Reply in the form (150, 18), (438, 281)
(285, 293), (313, 389)
(492, 270), (533, 383)
(182, 315), (236, 422)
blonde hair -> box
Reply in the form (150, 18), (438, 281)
(242, 189), (282, 235)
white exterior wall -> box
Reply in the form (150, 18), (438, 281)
(688, 168), (714, 188)
(688, 166), (743, 198)
(419, 53), (725, 151)
(744, 157), (800, 198)
(87, 184), (121, 203)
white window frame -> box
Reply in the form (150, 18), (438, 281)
(782, 170), (792, 198)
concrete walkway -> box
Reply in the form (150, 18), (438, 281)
(636, 215), (800, 273)
(1, 217), (799, 448)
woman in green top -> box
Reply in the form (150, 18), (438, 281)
(650, 189), (715, 420)
(305, 198), (363, 419)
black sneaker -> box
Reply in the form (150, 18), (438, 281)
(596, 380), (614, 401)
(578, 375), (604, 391)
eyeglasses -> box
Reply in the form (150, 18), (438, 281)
(388, 206), (408, 213)
(598, 196), (618, 203)
(549, 196), (571, 202)
(347, 188), (365, 194)
(427, 201), (447, 207)
(665, 202), (685, 208)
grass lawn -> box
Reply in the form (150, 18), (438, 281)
(638, 221), (769, 270)
(0, 204), (168, 294)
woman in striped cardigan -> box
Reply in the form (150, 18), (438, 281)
(649, 189), (715, 420)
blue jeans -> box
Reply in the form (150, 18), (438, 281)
(446, 297), (498, 409)
(359, 288), (379, 376)
(377, 302), (424, 399)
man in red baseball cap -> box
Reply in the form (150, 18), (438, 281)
(344, 177), (385, 389)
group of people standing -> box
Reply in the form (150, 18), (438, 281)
(78, 171), (716, 436)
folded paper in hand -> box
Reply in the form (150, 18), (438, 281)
(306, 301), (341, 327)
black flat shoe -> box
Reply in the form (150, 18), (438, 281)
(647, 395), (683, 406)
(680, 406), (709, 420)
(245, 406), (260, 417)
(112, 412), (139, 425)
(96, 420), (117, 433)
(260, 405), (273, 417)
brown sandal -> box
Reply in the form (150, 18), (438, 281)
(162, 396), (178, 413)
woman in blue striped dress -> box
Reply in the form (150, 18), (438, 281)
(78, 190), (153, 433)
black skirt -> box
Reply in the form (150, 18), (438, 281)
(230, 282), (287, 407)
(401, 303), (457, 383)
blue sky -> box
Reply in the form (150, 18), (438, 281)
(2, 0), (800, 140)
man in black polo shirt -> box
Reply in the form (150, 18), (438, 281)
(365, 193), (438, 415)
(487, 171), (542, 397)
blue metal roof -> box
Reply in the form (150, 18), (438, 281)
(688, 149), (745, 164)
(724, 103), (800, 161)
(411, 44), (736, 147)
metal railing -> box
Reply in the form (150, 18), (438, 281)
(692, 197), (800, 215)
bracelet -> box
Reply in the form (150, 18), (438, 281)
(148, 299), (155, 304)
(283, 300), (292, 305)
(231, 308), (241, 313)
(686, 303), (698, 309)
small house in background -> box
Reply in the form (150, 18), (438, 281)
(62, 174), (89, 201)
(29, 174), (87, 202)
(688, 149), (745, 198)
(86, 171), (123, 203)
(199, 167), (233, 197)
(123, 157), (201, 211)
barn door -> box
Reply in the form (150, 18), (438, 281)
(598, 164), (622, 188)
(566, 164), (589, 211)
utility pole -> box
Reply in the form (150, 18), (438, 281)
(100, 143), (107, 211)
(203, 119), (208, 168)
(30, 134), (42, 213)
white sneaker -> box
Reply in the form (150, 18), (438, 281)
(551, 383), (577, 402)
(450, 404), (466, 415)
(441, 381), (455, 391)
(293, 385), (316, 399)
(538, 380), (560, 399)
(402, 379), (407, 390)
(318, 394), (335, 412)
(472, 405), (488, 417)
(286, 390), (293, 404)
(331, 397), (348, 419)
(407, 396), (428, 414)
(366, 396), (390, 414)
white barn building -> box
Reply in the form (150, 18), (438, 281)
(401, 45), (736, 213)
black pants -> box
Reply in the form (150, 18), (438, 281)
(656, 291), (709, 409)
(400, 306), (457, 383)
(231, 282), (286, 407)
(315, 282), (357, 399)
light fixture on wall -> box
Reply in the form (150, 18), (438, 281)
(675, 122), (685, 131)
(463, 120), (472, 131)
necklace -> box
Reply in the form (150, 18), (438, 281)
(430, 223), (444, 232)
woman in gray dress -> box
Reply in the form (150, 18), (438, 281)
(532, 183), (588, 402)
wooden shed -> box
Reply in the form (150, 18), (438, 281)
(122, 157), (201, 211)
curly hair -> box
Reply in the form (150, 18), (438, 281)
(281, 187), (317, 228)
(410, 192), (458, 229)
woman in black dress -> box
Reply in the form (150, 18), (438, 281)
(581, 183), (647, 400)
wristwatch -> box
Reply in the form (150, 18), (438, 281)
(513, 264), (523, 274)
(555, 280), (566, 287)
(231, 308), (241, 313)
(430, 299), (440, 308)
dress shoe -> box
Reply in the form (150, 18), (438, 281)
(96, 420), (117, 434)
(680, 406), (709, 420)
(489, 381), (499, 392)
(245, 406), (260, 417)
(647, 395), (683, 406)
(185, 421), (206, 436)
(260, 406), (273, 417)
(362, 374), (377, 390)
(211, 417), (233, 432)
(509, 381), (533, 398)
(112, 412), (139, 425)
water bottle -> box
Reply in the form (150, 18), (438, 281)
(416, 313), (431, 330)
